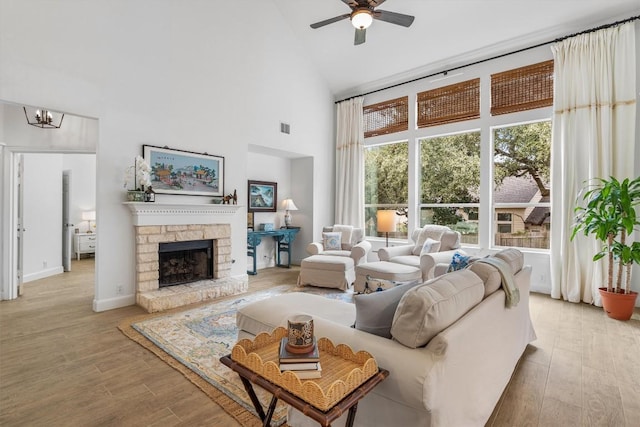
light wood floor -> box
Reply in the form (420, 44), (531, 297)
(1, 260), (639, 426)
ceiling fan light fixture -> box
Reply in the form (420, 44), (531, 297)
(351, 9), (373, 29)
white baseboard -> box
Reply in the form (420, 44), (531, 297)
(93, 294), (136, 312)
(23, 266), (64, 283)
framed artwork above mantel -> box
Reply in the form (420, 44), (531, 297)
(248, 180), (277, 213)
(143, 145), (224, 197)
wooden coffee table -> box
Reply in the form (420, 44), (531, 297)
(220, 354), (389, 427)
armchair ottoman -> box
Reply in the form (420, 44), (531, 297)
(297, 255), (355, 291)
(354, 261), (422, 293)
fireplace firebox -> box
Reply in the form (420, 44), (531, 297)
(158, 239), (214, 287)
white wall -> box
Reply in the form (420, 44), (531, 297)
(0, 1), (334, 310)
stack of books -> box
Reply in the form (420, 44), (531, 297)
(278, 337), (322, 379)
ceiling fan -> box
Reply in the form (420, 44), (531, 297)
(310, 0), (415, 46)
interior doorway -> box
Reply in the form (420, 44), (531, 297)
(0, 101), (98, 303)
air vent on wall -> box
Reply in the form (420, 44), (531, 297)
(280, 122), (290, 134)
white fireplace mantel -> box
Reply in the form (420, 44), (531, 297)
(124, 202), (242, 226)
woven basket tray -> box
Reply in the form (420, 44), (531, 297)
(231, 327), (379, 411)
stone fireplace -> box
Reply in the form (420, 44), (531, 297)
(125, 203), (247, 312)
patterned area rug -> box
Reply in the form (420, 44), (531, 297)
(119, 284), (353, 427)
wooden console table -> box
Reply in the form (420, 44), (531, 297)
(247, 228), (300, 275)
(220, 354), (389, 427)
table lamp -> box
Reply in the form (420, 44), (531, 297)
(282, 199), (298, 227)
(82, 210), (96, 233)
(376, 210), (396, 247)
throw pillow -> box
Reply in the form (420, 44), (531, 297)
(420, 238), (441, 256)
(353, 280), (424, 338)
(447, 251), (471, 272)
(322, 232), (342, 250)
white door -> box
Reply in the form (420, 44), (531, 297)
(15, 154), (24, 296)
(62, 170), (73, 271)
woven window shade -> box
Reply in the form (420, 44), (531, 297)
(491, 60), (554, 115)
(363, 96), (408, 138)
(417, 78), (480, 128)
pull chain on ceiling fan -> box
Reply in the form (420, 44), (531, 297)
(310, 0), (415, 45)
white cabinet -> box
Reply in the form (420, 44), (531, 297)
(74, 233), (97, 260)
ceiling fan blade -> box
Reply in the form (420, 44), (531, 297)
(374, 10), (415, 27)
(354, 28), (366, 45)
(341, 0), (359, 8)
(310, 14), (351, 29)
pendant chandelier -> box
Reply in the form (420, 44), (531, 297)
(23, 106), (64, 129)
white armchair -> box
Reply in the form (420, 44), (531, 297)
(377, 224), (463, 280)
(306, 225), (372, 266)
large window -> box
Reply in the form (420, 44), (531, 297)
(493, 120), (551, 249)
(364, 141), (408, 239)
(362, 57), (553, 251)
(419, 131), (481, 244)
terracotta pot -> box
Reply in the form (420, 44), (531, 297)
(598, 288), (638, 321)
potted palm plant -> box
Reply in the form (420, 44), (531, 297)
(571, 176), (640, 320)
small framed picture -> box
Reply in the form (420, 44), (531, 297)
(248, 180), (277, 213)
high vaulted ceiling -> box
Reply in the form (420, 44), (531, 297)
(273, 0), (640, 99)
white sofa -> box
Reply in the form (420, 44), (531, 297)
(236, 249), (537, 427)
(378, 224), (463, 280)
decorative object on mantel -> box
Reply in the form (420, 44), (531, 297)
(282, 198), (298, 227)
(248, 180), (277, 213)
(23, 106), (64, 129)
(125, 155), (151, 202)
(143, 145), (225, 197)
(144, 185), (156, 202)
(222, 190), (237, 204)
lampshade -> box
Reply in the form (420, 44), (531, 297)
(282, 199), (299, 211)
(351, 9), (373, 29)
(82, 211), (96, 221)
(376, 210), (396, 233)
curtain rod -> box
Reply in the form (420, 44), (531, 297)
(335, 14), (640, 104)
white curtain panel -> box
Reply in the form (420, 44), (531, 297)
(335, 97), (365, 227)
(550, 22), (637, 305)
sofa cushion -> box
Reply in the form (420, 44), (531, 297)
(412, 225), (450, 255)
(494, 248), (524, 274)
(388, 255), (420, 268)
(237, 293), (356, 336)
(323, 232), (342, 250)
(332, 224), (354, 248)
(353, 280), (427, 338)
(391, 269), (484, 348)
(420, 238), (441, 255)
(439, 229), (461, 251)
(301, 254), (354, 271)
(468, 261), (502, 298)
